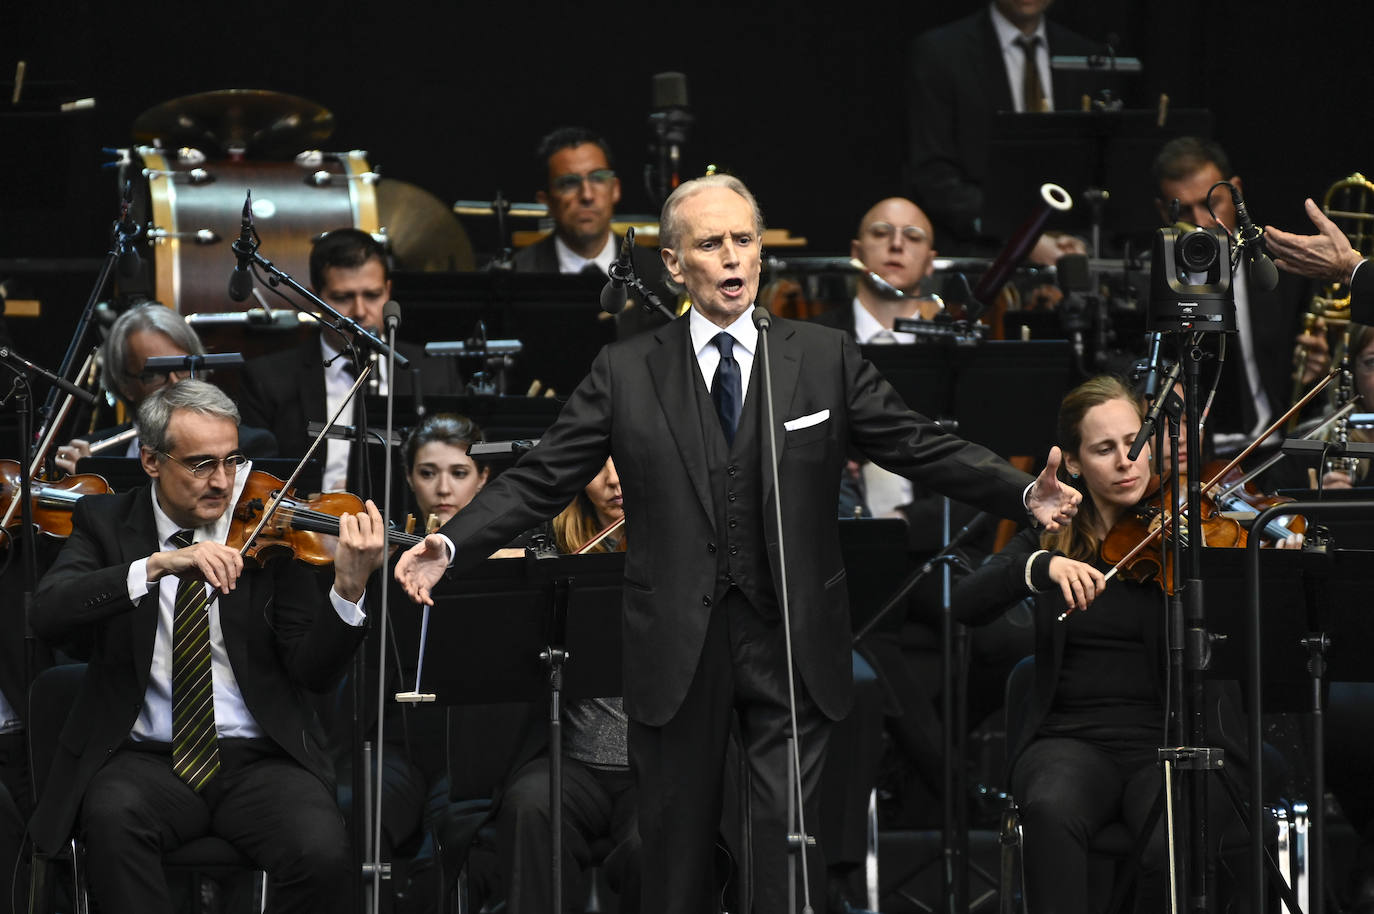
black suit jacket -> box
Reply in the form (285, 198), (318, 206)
(906, 8), (1098, 244)
(512, 233), (676, 340)
(1351, 259), (1374, 324)
(237, 332), (457, 460)
(431, 314), (1033, 727)
(27, 486), (365, 853)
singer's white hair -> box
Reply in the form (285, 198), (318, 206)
(658, 174), (766, 252)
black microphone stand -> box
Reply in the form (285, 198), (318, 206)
(367, 304), (403, 914)
(752, 306), (816, 914)
(32, 188), (139, 474)
(235, 222), (406, 914)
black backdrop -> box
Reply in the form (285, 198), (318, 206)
(3, 0), (1372, 292)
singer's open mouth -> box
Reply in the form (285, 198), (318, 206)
(720, 278), (744, 294)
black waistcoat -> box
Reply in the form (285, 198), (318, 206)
(692, 357), (778, 618)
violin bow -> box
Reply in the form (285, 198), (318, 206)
(1101, 368), (1340, 585)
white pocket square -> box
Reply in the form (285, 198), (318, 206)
(784, 409), (829, 432)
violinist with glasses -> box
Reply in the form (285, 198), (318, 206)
(29, 379), (385, 914)
(951, 375), (1288, 913)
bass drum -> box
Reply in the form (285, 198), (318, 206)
(125, 146), (379, 313)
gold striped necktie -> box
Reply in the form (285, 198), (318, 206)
(169, 529), (221, 791)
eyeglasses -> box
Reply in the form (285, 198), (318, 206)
(550, 168), (616, 196)
(157, 451), (250, 479)
(864, 222), (930, 243)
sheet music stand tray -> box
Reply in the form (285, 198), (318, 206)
(393, 550), (624, 914)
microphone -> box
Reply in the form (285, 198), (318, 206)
(751, 305), (772, 331)
(116, 180), (142, 279)
(1139, 331), (1165, 401)
(383, 299), (402, 333)
(1229, 184), (1279, 292)
(599, 228), (635, 315)
(227, 190), (256, 302)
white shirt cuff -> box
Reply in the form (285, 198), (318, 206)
(438, 533), (456, 565)
(127, 558), (152, 602)
(1352, 259), (1366, 286)
(329, 587), (367, 627)
(1024, 550), (1050, 592)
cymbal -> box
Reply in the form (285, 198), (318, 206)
(377, 178), (475, 272)
(131, 89), (334, 158)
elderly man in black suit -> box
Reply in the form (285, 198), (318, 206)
(513, 126), (674, 339)
(395, 173), (1081, 913)
(30, 379), (385, 913)
(907, 0), (1097, 256)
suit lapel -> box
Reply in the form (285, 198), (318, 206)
(301, 334), (328, 432)
(978, 9), (1015, 113)
(120, 488), (163, 678)
(648, 318), (716, 527)
(758, 319), (802, 507)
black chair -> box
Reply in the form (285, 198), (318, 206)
(997, 656), (1134, 914)
(27, 663), (267, 914)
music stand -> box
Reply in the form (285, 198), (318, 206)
(859, 339), (1072, 911)
(389, 271), (615, 396)
(860, 340), (1073, 458)
(391, 551), (624, 914)
(363, 394), (564, 445)
(838, 518), (918, 637)
(983, 109), (1215, 252)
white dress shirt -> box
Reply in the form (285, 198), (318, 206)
(689, 306), (757, 396)
(124, 464), (366, 742)
(554, 233), (618, 275)
(321, 336), (391, 492)
(989, 2), (1053, 113)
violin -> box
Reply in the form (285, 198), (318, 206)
(225, 469), (423, 566)
(1200, 461), (1306, 544)
(0, 458), (112, 547)
(1098, 474), (1247, 596)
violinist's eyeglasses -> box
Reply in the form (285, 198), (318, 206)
(157, 451), (250, 479)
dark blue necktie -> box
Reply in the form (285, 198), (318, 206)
(711, 332), (742, 446)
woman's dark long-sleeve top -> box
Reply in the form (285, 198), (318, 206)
(953, 528), (1250, 774)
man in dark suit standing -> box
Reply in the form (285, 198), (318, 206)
(513, 126), (674, 339)
(238, 228), (457, 492)
(907, 0), (1098, 253)
(396, 175), (1080, 913)
(29, 380), (385, 913)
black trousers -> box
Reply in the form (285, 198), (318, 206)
(630, 587), (831, 914)
(495, 756), (638, 913)
(1012, 737), (1166, 914)
(79, 738), (351, 914)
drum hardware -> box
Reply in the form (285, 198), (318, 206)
(308, 170), (379, 187)
(141, 166), (212, 184)
(146, 228), (220, 245)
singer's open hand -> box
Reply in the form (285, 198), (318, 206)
(394, 533), (450, 606)
(1027, 446), (1081, 532)
(1265, 198), (1365, 283)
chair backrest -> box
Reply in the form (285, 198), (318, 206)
(1003, 655), (1035, 767)
(27, 663), (88, 802)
